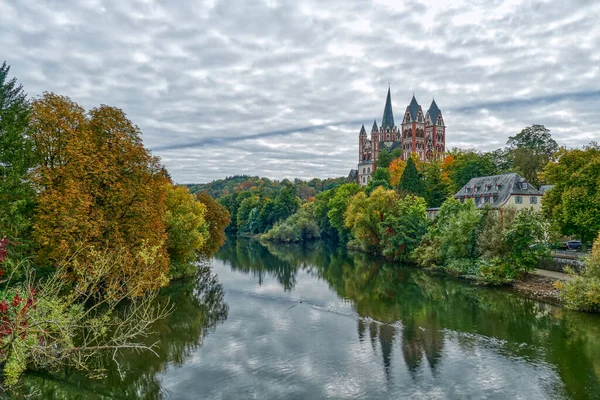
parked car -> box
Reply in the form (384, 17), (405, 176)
(565, 240), (582, 250)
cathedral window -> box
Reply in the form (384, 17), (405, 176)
(367, 167), (370, 173)
(386, 134), (390, 140)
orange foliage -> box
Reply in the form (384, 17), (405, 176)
(30, 93), (170, 296)
(389, 158), (407, 187)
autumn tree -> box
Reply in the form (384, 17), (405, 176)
(29, 93), (170, 296)
(389, 158), (406, 187)
(507, 124), (558, 187)
(0, 62), (36, 268)
(196, 193), (230, 257)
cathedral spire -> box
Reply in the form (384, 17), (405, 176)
(359, 124), (367, 136)
(371, 119), (378, 133)
(426, 99), (441, 125)
(381, 87), (394, 129)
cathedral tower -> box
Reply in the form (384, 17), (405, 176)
(356, 88), (446, 186)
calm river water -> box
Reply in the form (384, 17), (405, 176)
(14, 237), (600, 399)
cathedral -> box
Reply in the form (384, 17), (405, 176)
(356, 88), (446, 186)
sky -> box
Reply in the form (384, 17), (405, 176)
(2, 0), (599, 183)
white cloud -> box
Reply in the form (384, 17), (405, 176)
(1, 0), (599, 183)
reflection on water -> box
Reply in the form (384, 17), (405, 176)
(13, 237), (600, 399)
(12, 265), (228, 399)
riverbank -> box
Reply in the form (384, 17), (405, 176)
(511, 273), (563, 305)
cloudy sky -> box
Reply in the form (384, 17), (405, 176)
(2, 0), (599, 183)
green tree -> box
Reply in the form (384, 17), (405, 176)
(558, 231), (600, 312)
(0, 61), (35, 269)
(507, 124), (558, 187)
(312, 188), (337, 238)
(422, 161), (451, 207)
(398, 157), (424, 196)
(271, 185), (300, 223)
(445, 149), (498, 192)
(375, 149), (402, 169)
(543, 146), (600, 247)
(327, 183), (362, 242)
(164, 185), (208, 278)
(366, 167), (391, 195)
(236, 195), (261, 234)
(379, 195), (428, 260)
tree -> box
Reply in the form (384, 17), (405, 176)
(30, 93), (170, 296)
(0, 247), (171, 387)
(543, 146), (600, 247)
(422, 161), (452, 207)
(379, 195), (428, 260)
(557, 231), (600, 312)
(312, 188), (337, 238)
(376, 148), (402, 169)
(236, 195), (261, 233)
(388, 158), (406, 187)
(164, 185), (208, 278)
(398, 157), (424, 196)
(327, 183), (362, 242)
(345, 187), (398, 252)
(0, 62), (36, 270)
(444, 149), (497, 192)
(365, 167), (391, 195)
(271, 185), (300, 223)
(196, 193), (230, 257)
(507, 124), (558, 187)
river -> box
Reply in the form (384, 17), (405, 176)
(13, 237), (600, 399)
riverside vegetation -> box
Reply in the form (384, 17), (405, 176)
(206, 128), (600, 312)
(0, 62), (229, 388)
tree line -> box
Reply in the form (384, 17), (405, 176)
(0, 62), (230, 386)
(249, 128), (600, 312)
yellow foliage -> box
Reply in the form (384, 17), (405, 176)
(30, 93), (170, 296)
(389, 158), (406, 187)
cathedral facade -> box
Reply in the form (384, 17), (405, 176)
(357, 88), (446, 186)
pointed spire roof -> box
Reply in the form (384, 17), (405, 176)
(381, 87), (395, 129)
(371, 119), (378, 133)
(426, 99), (441, 125)
(359, 124), (367, 136)
(408, 95), (420, 120)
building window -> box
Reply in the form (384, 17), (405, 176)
(386, 134), (390, 140)
(363, 168), (365, 174)
(367, 167), (370, 173)
(515, 196), (523, 204)
(530, 196), (538, 204)
(522, 183), (528, 190)
(362, 177), (365, 183)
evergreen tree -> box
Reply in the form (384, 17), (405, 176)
(0, 61), (36, 268)
(423, 161), (451, 207)
(398, 157), (424, 196)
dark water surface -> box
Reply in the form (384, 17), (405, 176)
(15, 238), (600, 399)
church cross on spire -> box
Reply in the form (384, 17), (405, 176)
(381, 87), (394, 129)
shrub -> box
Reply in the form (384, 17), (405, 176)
(262, 206), (321, 243)
(558, 233), (600, 312)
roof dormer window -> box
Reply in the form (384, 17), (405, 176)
(522, 182), (528, 190)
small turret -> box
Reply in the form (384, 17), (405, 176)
(371, 120), (378, 133)
(359, 124), (367, 136)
